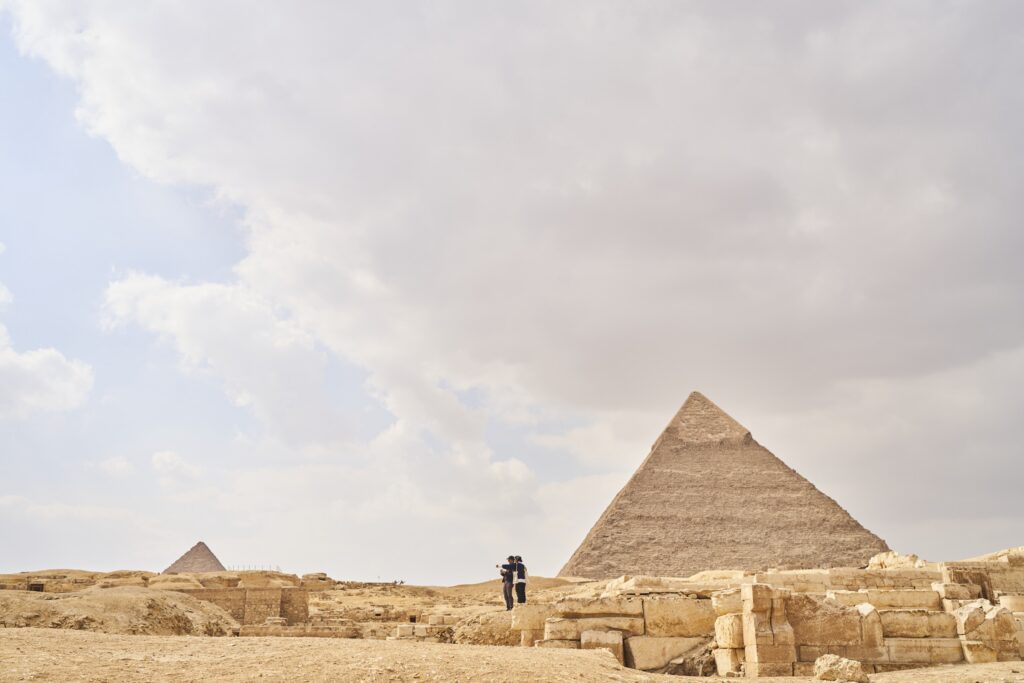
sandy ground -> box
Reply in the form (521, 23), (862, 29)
(3, 629), (1024, 683)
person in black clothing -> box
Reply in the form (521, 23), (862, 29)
(497, 555), (516, 610)
(514, 555), (527, 604)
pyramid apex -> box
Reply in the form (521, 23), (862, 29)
(164, 540), (226, 574)
(670, 391), (750, 443)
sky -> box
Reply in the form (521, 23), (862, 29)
(0, 1), (1022, 585)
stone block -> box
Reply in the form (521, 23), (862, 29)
(953, 601), (987, 636)
(878, 609), (957, 638)
(745, 662), (793, 677)
(962, 640), (997, 664)
(623, 635), (706, 671)
(741, 583), (772, 612)
(535, 639), (579, 649)
(543, 616), (643, 640)
(642, 597), (715, 637)
(744, 643), (796, 664)
(885, 637), (964, 664)
(581, 629), (624, 664)
(511, 604), (554, 631)
(742, 609), (774, 646)
(714, 613), (744, 648)
(519, 629), (543, 647)
(394, 624), (414, 637)
(858, 603), (884, 647)
(794, 662), (815, 676)
(713, 647), (743, 676)
(711, 588), (741, 616)
(553, 596), (642, 618)
(999, 595), (1024, 611)
(812, 654), (869, 683)
(931, 582), (977, 600)
(866, 589), (942, 610)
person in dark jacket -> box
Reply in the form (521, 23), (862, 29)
(514, 555), (527, 604)
(497, 555), (516, 610)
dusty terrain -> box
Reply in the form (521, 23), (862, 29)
(3, 629), (1024, 682)
(0, 587), (236, 635)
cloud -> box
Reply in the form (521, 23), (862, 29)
(151, 450), (201, 479)
(3, 1), (1023, 576)
(96, 456), (133, 477)
(0, 324), (94, 419)
(0, 243), (93, 419)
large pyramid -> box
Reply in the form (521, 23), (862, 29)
(559, 392), (889, 579)
(163, 541), (226, 574)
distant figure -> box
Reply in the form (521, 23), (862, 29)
(514, 555), (528, 604)
(497, 555), (516, 610)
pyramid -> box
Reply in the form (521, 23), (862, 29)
(163, 541), (226, 574)
(559, 392), (889, 579)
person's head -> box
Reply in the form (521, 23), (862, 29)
(507, 555), (515, 563)
(515, 556), (522, 563)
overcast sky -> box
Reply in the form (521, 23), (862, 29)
(1, 1), (1021, 584)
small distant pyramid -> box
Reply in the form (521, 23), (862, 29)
(559, 392), (889, 579)
(163, 541), (226, 574)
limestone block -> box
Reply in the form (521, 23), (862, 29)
(553, 596), (642, 618)
(878, 610), (957, 638)
(962, 640), (997, 664)
(427, 615), (444, 626)
(953, 601), (988, 636)
(858, 604), (884, 647)
(794, 662), (815, 676)
(998, 595), (1024, 611)
(742, 610), (774, 646)
(741, 584), (773, 612)
(931, 582), (978, 600)
(787, 594), (861, 647)
(745, 662), (793, 677)
(714, 613), (744, 648)
(986, 605), (1019, 640)
(866, 589), (942, 610)
(543, 616), (643, 640)
(885, 637), (964, 664)
(711, 588), (741, 616)
(394, 624), (414, 637)
(511, 604), (554, 631)
(623, 635), (706, 671)
(812, 654), (869, 683)
(535, 639), (579, 649)
(413, 625), (429, 637)
(713, 647), (743, 676)
(744, 643), (796, 664)
(519, 629), (543, 647)
(826, 590), (867, 607)
(581, 629), (624, 665)
(642, 597), (715, 637)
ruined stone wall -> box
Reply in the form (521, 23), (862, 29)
(242, 588), (283, 625)
(517, 559), (1023, 677)
(280, 588), (309, 625)
(175, 588), (247, 623)
(172, 587), (308, 627)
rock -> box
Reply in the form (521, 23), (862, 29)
(812, 654), (869, 683)
(867, 551), (925, 570)
(623, 635), (707, 671)
(642, 597), (715, 637)
(711, 588), (741, 616)
(714, 613), (744, 648)
(580, 629), (624, 664)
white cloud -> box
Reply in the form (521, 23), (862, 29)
(3, 1), (1023, 577)
(151, 450), (201, 479)
(96, 456), (133, 477)
(0, 324), (94, 419)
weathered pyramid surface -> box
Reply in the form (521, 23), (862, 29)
(163, 541), (226, 574)
(559, 392), (889, 579)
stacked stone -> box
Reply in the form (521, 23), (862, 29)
(516, 589), (715, 670)
(388, 613), (458, 642)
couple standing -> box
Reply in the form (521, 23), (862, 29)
(497, 555), (527, 610)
